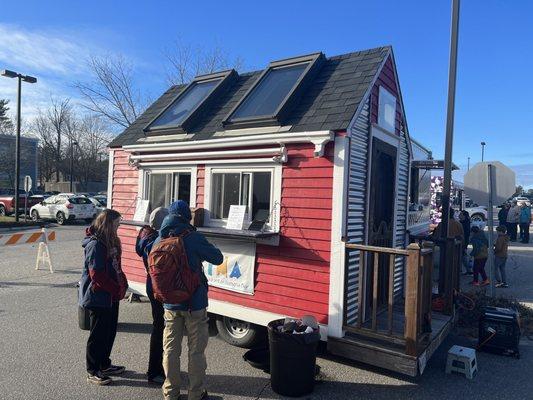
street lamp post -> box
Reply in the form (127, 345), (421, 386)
(467, 157), (470, 170)
(1, 69), (37, 222)
(481, 141), (486, 162)
(69, 140), (79, 192)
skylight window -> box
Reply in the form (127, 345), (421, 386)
(231, 63), (308, 120)
(223, 53), (324, 129)
(148, 79), (221, 130)
(145, 70), (238, 133)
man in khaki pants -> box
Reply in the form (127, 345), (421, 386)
(154, 201), (223, 400)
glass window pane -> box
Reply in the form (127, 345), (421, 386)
(173, 173), (191, 204)
(149, 174), (168, 211)
(211, 173), (241, 219)
(149, 79), (220, 129)
(378, 86), (397, 133)
(251, 172), (271, 221)
(231, 64), (308, 120)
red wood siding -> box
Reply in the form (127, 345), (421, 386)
(115, 143), (334, 324)
(111, 150), (146, 284)
(209, 143), (334, 324)
(370, 56), (403, 136)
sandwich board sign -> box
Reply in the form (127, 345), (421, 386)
(464, 161), (515, 206)
(24, 175), (32, 193)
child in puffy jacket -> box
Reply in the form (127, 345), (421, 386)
(470, 225), (489, 287)
(494, 225), (510, 288)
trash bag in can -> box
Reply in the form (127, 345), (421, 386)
(268, 318), (320, 397)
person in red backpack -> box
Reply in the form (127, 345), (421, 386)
(135, 206), (169, 384)
(155, 200), (223, 400)
(79, 209), (128, 385)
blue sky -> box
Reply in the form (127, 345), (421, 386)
(1, 0), (532, 188)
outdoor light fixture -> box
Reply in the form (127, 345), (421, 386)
(1, 68), (37, 222)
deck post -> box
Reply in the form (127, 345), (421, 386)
(405, 243), (421, 356)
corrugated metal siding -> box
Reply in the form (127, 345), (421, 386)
(344, 100), (370, 325)
(393, 130), (410, 296)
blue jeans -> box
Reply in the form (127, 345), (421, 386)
(495, 256), (507, 283)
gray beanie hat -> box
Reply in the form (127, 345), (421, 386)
(149, 207), (169, 230)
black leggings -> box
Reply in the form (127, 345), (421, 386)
(473, 258), (488, 283)
(147, 277), (165, 379)
(86, 302), (119, 375)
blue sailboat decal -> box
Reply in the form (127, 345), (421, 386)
(229, 261), (242, 279)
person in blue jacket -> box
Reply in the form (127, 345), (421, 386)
(519, 203), (531, 243)
(79, 209), (128, 385)
(135, 206), (169, 384)
(156, 200), (223, 400)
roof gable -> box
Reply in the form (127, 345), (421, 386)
(109, 46), (390, 148)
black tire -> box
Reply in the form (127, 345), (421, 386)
(471, 213), (485, 223)
(85, 218), (93, 223)
(56, 212), (66, 225)
(31, 210), (40, 222)
(0, 204), (5, 217)
(215, 315), (266, 348)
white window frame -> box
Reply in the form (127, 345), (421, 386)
(378, 86), (397, 134)
(204, 163), (282, 232)
(139, 166), (197, 210)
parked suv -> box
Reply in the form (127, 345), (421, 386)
(0, 188), (43, 216)
(30, 195), (97, 225)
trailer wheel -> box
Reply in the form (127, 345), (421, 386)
(471, 213), (485, 223)
(215, 316), (266, 348)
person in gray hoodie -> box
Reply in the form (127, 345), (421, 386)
(507, 201), (520, 241)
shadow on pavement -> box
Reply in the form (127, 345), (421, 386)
(117, 322), (152, 335)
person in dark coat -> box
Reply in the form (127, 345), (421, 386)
(498, 203), (509, 227)
(459, 210), (472, 274)
(135, 206), (169, 384)
(156, 200), (223, 400)
(79, 209), (128, 385)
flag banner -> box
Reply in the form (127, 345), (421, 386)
(202, 238), (256, 295)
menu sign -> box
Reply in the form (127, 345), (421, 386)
(226, 205), (246, 230)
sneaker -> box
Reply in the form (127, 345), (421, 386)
(101, 365), (125, 375)
(480, 279), (490, 287)
(148, 374), (165, 384)
(87, 372), (112, 385)
(501, 283), (509, 288)
(495, 282), (503, 288)
(471, 281), (480, 286)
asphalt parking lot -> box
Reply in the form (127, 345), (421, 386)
(1, 224), (532, 400)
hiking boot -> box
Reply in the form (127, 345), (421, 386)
(480, 279), (490, 287)
(87, 372), (112, 385)
(101, 365), (125, 375)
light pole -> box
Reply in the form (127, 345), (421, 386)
(69, 140), (79, 193)
(1, 69), (37, 222)
(481, 141), (486, 162)
(467, 157), (470, 170)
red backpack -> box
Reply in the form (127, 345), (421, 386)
(147, 230), (200, 304)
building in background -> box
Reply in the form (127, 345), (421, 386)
(0, 134), (38, 190)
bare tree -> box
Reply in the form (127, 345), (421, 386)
(75, 55), (145, 129)
(164, 39), (243, 85)
(0, 99), (14, 134)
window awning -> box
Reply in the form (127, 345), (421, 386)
(412, 159), (459, 171)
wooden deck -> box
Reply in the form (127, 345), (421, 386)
(328, 310), (453, 376)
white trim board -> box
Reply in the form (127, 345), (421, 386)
(107, 149), (114, 209)
(328, 135), (347, 338)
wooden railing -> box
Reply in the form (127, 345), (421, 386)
(344, 242), (434, 356)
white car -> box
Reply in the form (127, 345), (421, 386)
(513, 196), (531, 207)
(30, 195), (97, 225)
(89, 196), (107, 215)
(465, 206), (488, 223)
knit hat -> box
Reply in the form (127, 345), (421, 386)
(168, 200), (192, 221)
(149, 207), (169, 230)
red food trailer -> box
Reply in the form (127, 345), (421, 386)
(108, 46), (453, 376)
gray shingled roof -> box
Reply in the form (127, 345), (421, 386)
(109, 46), (390, 148)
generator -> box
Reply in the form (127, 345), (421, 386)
(478, 306), (521, 358)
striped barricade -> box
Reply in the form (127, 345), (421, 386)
(0, 228), (55, 273)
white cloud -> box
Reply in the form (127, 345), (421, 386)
(0, 24), (103, 122)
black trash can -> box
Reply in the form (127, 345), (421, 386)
(268, 319), (320, 397)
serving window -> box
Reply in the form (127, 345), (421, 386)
(205, 165), (281, 232)
(143, 168), (196, 212)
